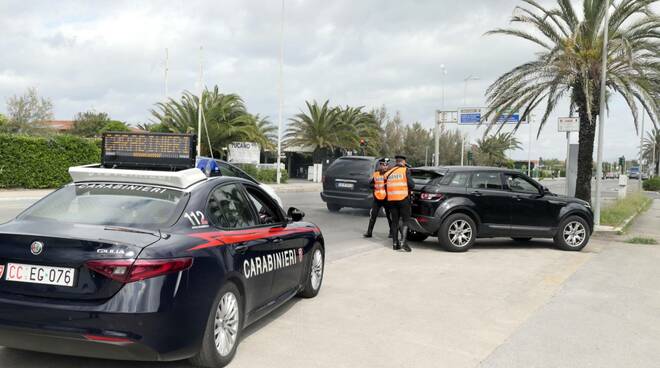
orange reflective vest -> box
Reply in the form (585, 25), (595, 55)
(385, 166), (409, 201)
(373, 171), (386, 200)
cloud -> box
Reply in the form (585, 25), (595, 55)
(0, 0), (651, 162)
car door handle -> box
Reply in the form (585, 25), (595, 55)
(271, 237), (283, 244)
(234, 243), (249, 253)
(471, 191), (483, 196)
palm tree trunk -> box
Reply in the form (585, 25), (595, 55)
(575, 118), (596, 202)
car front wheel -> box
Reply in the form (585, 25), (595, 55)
(298, 243), (324, 298)
(439, 213), (476, 252)
(190, 283), (243, 368)
(554, 216), (590, 251)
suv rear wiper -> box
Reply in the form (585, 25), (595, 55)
(103, 226), (160, 237)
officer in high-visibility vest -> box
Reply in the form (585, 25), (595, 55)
(364, 158), (393, 238)
(385, 155), (414, 252)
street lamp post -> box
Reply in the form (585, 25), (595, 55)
(434, 64), (447, 166)
(639, 112), (645, 191)
(594, 3), (610, 225)
(461, 75), (479, 166)
(276, 0), (285, 184)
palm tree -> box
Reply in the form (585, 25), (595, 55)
(150, 85), (270, 156)
(285, 100), (348, 161)
(642, 127), (660, 175)
(483, 0), (659, 201)
(473, 132), (522, 167)
(337, 106), (382, 155)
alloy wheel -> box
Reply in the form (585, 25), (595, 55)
(563, 221), (586, 247)
(448, 220), (472, 247)
(214, 291), (239, 357)
(310, 249), (323, 291)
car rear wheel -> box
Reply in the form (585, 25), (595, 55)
(190, 282), (242, 368)
(554, 216), (590, 251)
(511, 237), (532, 242)
(439, 213), (476, 252)
(406, 230), (429, 242)
(298, 243), (324, 298)
(327, 203), (342, 212)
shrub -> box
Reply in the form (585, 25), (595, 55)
(0, 134), (100, 188)
(642, 176), (660, 191)
(234, 163), (288, 184)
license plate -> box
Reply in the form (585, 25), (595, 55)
(5, 263), (76, 287)
(336, 182), (354, 189)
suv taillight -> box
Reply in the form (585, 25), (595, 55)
(86, 258), (193, 283)
(420, 192), (444, 201)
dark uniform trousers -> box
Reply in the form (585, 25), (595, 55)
(388, 198), (411, 242)
(367, 199), (392, 236)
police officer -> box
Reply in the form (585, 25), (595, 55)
(363, 158), (392, 238)
(385, 155), (414, 252)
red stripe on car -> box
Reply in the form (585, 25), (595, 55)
(187, 227), (315, 251)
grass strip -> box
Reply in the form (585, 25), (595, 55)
(625, 237), (658, 245)
(600, 192), (652, 227)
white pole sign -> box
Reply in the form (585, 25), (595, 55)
(558, 117), (580, 132)
(228, 142), (261, 164)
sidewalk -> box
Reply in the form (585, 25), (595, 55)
(270, 179), (321, 193)
(626, 198), (660, 242)
(0, 189), (53, 201)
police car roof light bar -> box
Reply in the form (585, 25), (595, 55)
(69, 164), (207, 189)
(101, 131), (197, 170)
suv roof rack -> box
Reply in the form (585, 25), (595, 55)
(69, 164), (207, 189)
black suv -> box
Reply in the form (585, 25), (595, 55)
(321, 156), (378, 212)
(407, 166), (594, 252)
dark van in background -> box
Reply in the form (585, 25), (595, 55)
(321, 156), (377, 212)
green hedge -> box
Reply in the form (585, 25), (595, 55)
(235, 164), (288, 184)
(0, 134), (100, 188)
(643, 176), (660, 191)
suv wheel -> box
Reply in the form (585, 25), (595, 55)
(326, 203), (342, 212)
(439, 213), (476, 252)
(406, 230), (428, 242)
(554, 216), (590, 251)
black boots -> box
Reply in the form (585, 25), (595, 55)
(364, 216), (376, 238)
(400, 226), (412, 252)
(392, 240), (400, 250)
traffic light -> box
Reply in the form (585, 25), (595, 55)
(467, 151), (473, 164)
(359, 138), (367, 147)
(618, 156), (626, 174)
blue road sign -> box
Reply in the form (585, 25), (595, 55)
(496, 113), (520, 124)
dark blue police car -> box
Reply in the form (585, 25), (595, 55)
(0, 132), (325, 367)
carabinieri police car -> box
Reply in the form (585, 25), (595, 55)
(0, 132), (325, 367)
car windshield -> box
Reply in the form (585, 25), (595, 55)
(326, 158), (374, 177)
(17, 183), (187, 229)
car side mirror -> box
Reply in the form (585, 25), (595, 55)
(287, 207), (305, 222)
(541, 186), (550, 195)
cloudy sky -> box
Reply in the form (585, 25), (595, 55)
(0, 0), (655, 161)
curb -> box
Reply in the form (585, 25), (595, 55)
(272, 184), (321, 193)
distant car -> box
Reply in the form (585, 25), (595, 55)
(408, 166), (594, 252)
(197, 157), (283, 207)
(628, 167), (641, 179)
(320, 156), (378, 212)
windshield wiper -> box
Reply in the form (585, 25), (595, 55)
(103, 226), (160, 237)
